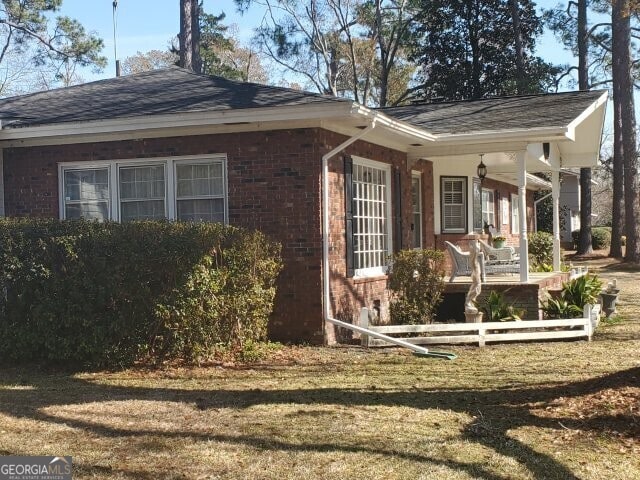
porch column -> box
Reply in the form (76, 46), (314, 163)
(517, 151), (529, 282)
(552, 170), (561, 271)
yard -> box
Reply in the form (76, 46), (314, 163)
(0, 258), (638, 480)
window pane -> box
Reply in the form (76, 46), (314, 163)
(120, 165), (165, 200)
(65, 202), (109, 221)
(177, 199), (224, 222)
(64, 168), (109, 202)
(121, 200), (166, 221)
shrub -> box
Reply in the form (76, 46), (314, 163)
(0, 219), (282, 367)
(479, 291), (525, 322)
(387, 249), (445, 325)
(528, 231), (553, 267)
(591, 227), (611, 249)
(542, 274), (603, 319)
(571, 227), (612, 250)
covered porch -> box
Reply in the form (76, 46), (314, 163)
(395, 90), (608, 283)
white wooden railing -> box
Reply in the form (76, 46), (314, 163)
(360, 304), (600, 348)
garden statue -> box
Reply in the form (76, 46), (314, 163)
(464, 238), (483, 323)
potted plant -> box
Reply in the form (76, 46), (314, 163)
(492, 236), (506, 249)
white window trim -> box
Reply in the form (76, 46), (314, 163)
(441, 176), (467, 234)
(58, 154), (228, 223)
(411, 171), (423, 249)
(352, 155), (393, 278)
(511, 193), (520, 234)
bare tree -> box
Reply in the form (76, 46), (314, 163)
(612, 0), (640, 262)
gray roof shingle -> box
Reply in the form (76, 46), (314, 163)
(0, 66), (349, 128)
(379, 90), (606, 135)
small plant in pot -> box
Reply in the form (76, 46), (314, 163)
(492, 236), (506, 248)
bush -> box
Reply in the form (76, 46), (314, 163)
(592, 227), (612, 249)
(528, 231), (553, 267)
(571, 227), (612, 250)
(479, 291), (525, 322)
(0, 219), (282, 367)
(387, 249), (445, 325)
(542, 274), (603, 319)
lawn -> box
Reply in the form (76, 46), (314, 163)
(0, 259), (638, 480)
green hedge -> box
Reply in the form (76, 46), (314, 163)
(571, 227), (612, 250)
(528, 231), (553, 268)
(0, 219), (282, 367)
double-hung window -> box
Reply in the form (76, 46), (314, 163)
(63, 168), (110, 220)
(59, 155), (228, 223)
(441, 177), (467, 233)
(176, 161), (225, 222)
(482, 189), (495, 227)
(352, 157), (392, 275)
(119, 164), (166, 221)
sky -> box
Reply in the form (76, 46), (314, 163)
(58, 0), (579, 83)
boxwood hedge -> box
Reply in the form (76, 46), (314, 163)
(0, 219), (282, 367)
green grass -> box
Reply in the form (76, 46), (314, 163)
(0, 259), (638, 479)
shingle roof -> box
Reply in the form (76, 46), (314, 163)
(0, 66), (349, 129)
(379, 90), (606, 135)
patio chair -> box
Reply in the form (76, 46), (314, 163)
(444, 241), (486, 283)
(478, 239), (519, 263)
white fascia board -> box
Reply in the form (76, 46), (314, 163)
(0, 103), (356, 141)
(430, 126), (569, 145)
(353, 105), (438, 142)
(566, 91), (608, 133)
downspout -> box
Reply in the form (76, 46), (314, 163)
(322, 121), (376, 344)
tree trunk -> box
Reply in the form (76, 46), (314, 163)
(191, 0), (202, 74)
(508, 0), (526, 94)
(179, 0), (193, 70)
(613, 0), (640, 262)
(576, 0), (593, 255)
(610, 62), (624, 258)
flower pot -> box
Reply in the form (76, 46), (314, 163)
(599, 292), (618, 318)
(493, 239), (506, 249)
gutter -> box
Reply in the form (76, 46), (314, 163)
(321, 121), (377, 344)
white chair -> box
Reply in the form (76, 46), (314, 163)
(444, 241), (486, 283)
(478, 239), (519, 263)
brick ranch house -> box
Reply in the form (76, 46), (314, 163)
(0, 67), (607, 343)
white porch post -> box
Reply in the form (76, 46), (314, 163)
(552, 170), (561, 271)
(517, 151), (529, 282)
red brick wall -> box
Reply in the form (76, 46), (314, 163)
(3, 130), (326, 343)
(319, 131), (428, 335)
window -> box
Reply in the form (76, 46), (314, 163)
(411, 173), (422, 248)
(119, 165), (166, 221)
(176, 161), (225, 222)
(482, 189), (495, 227)
(472, 178), (482, 232)
(59, 156), (227, 223)
(63, 168), (110, 220)
(441, 177), (467, 233)
(511, 193), (520, 234)
(352, 158), (392, 275)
